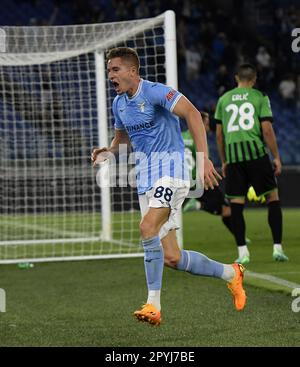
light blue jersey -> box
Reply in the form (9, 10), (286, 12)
(112, 79), (189, 194)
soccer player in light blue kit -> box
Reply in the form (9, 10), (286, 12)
(92, 47), (246, 325)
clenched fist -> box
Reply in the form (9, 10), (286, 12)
(91, 147), (111, 167)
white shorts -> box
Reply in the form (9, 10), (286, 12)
(138, 176), (190, 239)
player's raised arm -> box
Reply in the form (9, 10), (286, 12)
(91, 129), (130, 167)
(172, 96), (222, 189)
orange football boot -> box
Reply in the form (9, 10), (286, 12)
(227, 263), (247, 311)
(134, 303), (161, 325)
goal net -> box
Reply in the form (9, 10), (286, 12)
(0, 11), (179, 263)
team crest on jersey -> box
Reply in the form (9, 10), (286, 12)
(138, 101), (145, 112)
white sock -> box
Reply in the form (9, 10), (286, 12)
(238, 245), (249, 258)
(221, 264), (236, 282)
(147, 290), (161, 311)
(273, 244), (282, 252)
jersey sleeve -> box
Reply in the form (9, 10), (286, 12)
(259, 94), (273, 122)
(214, 98), (223, 124)
(146, 83), (182, 112)
(112, 97), (125, 130)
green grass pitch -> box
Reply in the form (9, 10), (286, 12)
(0, 208), (299, 346)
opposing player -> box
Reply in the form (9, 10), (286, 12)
(183, 111), (251, 245)
(92, 47), (247, 325)
(215, 63), (288, 265)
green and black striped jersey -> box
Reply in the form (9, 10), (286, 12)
(214, 87), (273, 163)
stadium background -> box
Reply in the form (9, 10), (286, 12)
(0, 0), (299, 206)
(0, 0), (299, 347)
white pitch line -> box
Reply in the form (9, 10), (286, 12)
(1, 219), (91, 238)
(246, 270), (300, 290)
(269, 271), (300, 275)
(1, 219), (140, 249)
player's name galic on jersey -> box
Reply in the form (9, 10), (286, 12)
(232, 93), (249, 101)
(125, 121), (155, 133)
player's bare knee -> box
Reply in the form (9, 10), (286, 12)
(163, 246), (181, 268)
(139, 219), (158, 239)
(230, 198), (245, 205)
(222, 205), (231, 217)
(266, 190), (279, 203)
(164, 252), (180, 268)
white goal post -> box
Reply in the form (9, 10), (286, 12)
(0, 10), (182, 264)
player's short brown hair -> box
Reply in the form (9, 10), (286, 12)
(106, 47), (140, 71)
(236, 63), (257, 81)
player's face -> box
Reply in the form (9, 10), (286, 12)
(107, 57), (135, 95)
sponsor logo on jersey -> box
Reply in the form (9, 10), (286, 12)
(166, 89), (176, 101)
(126, 120), (155, 133)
